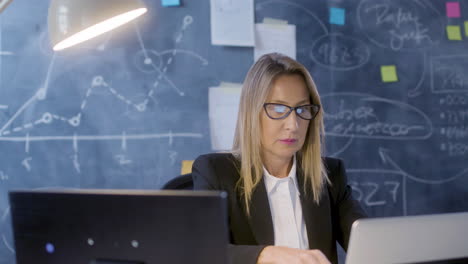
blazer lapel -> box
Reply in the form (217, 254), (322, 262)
(296, 166), (331, 251)
(246, 177), (275, 245)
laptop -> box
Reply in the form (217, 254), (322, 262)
(346, 212), (468, 264)
(9, 189), (228, 264)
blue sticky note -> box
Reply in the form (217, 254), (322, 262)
(330, 7), (345, 25)
(162, 0), (180, 7)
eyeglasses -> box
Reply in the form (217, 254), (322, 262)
(263, 103), (320, 120)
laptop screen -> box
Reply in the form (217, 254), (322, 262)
(346, 212), (468, 264)
(9, 189), (228, 264)
(409, 257), (468, 264)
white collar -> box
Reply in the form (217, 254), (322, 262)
(263, 156), (298, 194)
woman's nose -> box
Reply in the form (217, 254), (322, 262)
(284, 111), (299, 131)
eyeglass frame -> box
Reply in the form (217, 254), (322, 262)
(263, 103), (321, 120)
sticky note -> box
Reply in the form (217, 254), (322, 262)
(162, 0), (180, 7)
(465, 21), (468, 36)
(446, 2), (461, 18)
(381, 65), (398, 82)
(181, 160), (194, 174)
(446, 25), (462, 40)
(330, 7), (345, 25)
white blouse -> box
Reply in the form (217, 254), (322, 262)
(263, 157), (309, 249)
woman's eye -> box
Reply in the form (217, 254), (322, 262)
(274, 105), (287, 113)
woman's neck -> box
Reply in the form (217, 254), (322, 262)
(262, 155), (294, 178)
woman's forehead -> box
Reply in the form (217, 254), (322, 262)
(267, 74), (310, 102)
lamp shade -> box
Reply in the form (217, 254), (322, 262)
(0, 0), (13, 13)
(48, 0), (147, 51)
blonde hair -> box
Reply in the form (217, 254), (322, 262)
(232, 53), (329, 216)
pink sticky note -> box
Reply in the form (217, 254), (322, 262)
(447, 2), (461, 18)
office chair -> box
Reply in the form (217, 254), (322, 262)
(162, 173), (193, 190)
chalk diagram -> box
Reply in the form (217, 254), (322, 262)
(256, 0), (468, 217)
(0, 15), (206, 163)
(0, 15), (208, 255)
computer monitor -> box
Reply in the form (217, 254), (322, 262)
(9, 189), (228, 264)
(346, 212), (468, 264)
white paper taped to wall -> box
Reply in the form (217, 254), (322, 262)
(210, 0), (254, 46)
(254, 23), (296, 61)
(208, 83), (242, 151)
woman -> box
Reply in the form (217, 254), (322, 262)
(192, 53), (366, 264)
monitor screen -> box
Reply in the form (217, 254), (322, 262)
(10, 189), (228, 264)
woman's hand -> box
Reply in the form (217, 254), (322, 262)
(257, 246), (331, 264)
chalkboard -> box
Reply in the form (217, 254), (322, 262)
(0, 0), (467, 263)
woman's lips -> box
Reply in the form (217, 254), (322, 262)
(279, 139), (297, 145)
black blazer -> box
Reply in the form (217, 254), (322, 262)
(192, 153), (367, 264)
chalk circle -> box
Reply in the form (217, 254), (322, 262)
(41, 112), (53, 124)
(135, 101), (148, 112)
(124, 94), (157, 120)
(68, 115), (81, 127)
(36, 88), (47, 100)
(183, 16), (193, 29)
(309, 33), (370, 71)
(91, 76), (105, 87)
(133, 49), (163, 74)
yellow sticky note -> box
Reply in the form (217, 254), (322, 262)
(465, 21), (468, 36)
(446, 25), (462, 40)
(181, 160), (194, 174)
(381, 65), (398, 83)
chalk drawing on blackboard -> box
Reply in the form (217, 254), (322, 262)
(134, 49), (163, 73)
(133, 16), (201, 97)
(379, 148), (468, 184)
(407, 52), (427, 98)
(115, 131), (133, 166)
(169, 150), (177, 165)
(442, 142), (468, 157)
(0, 67), (204, 155)
(89, 75), (151, 114)
(430, 55), (468, 94)
(327, 136), (354, 157)
(0, 53), (57, 136)
(1, 206), (14, 254)
(115, 131), (133, 165)
(348, 169), (406, 215)
(440, 94), (468, 106)
(322, 92), (433, 140)
(357, 0), (442, 51)
(71, 133), (80, 173)
(41, 52), (57, 100)
(439, 110), (468, 124)
(21, 157), (32, 172)
(0, 171), (8, 181)
(115, 154), (132, 165)
(38, 31), (55, 56)
(310, 33), (371, 71)
(72, 153), (80, 173)
(0, 133), (203, 143)
(256, 0), (328, 34)
(0, 51), (13, 56)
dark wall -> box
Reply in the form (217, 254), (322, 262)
(0, 0), (467, 263)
